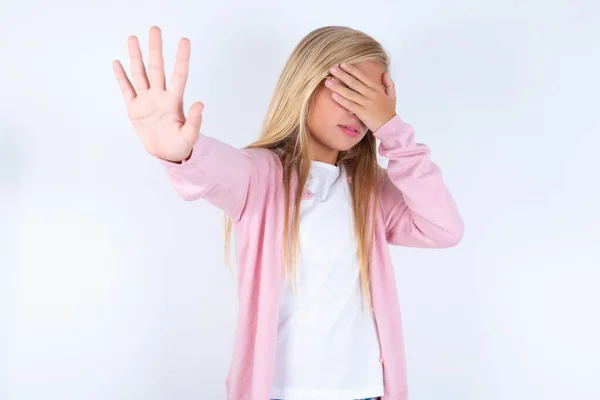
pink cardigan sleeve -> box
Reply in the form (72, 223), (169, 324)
(157, 134), (253, 222)
(372, 115), (464, 248)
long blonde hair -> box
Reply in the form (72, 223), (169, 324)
(225, 26), (389, 307)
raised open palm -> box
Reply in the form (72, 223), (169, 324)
(113, 26), (204, 163)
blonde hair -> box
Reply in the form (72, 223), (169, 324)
(225, 25), (389, 307)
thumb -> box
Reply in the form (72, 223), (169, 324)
(182, 101), (204, 143)
(383, 72), (396, 100)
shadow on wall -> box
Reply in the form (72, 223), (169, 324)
(0, 125), (24, 270)
(0, 125), (24, 396)
(0, 126), (26, 189)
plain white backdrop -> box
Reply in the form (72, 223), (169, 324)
(1, 0), (599, 399)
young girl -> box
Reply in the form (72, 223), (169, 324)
(113, 25), (463, 400)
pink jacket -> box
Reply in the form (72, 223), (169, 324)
(159, 115), (464, 400)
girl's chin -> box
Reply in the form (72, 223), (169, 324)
(331, 140), (362, 152)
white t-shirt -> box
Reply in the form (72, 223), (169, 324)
(270, 160), (384, 400)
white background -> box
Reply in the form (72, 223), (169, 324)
(1, 0), (599, 399)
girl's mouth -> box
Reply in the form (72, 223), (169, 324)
(339, 125), (359, 137)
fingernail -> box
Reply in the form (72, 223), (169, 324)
(330, 66), (338, 73)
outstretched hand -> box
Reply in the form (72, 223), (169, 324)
(113, 26), (204, 163)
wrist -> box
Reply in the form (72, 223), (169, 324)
(182, 148), (193, 162)
(160, 149), (193, 165)
(371, 113), (397, 133)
